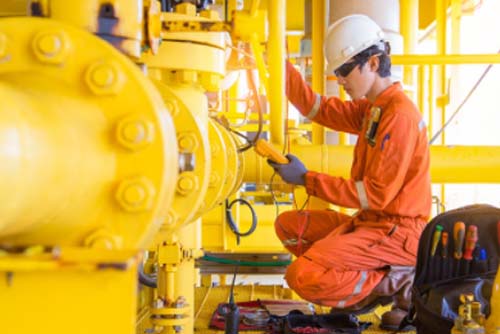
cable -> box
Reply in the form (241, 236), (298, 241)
(138, 261), (157, 288)
(429, 48), (500, 144)
(225, 198), (257, 245)
(201, 254), (291, 267)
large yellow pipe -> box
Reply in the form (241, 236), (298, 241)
(268, 0), (285, 145)
(244, 145), (500, 184)
(0, 17), (178, 249)
(311, 0), (326, 144)
(0, 81), (113, 239)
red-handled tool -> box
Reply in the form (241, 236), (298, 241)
(441, 231), (449, 258)
(463, 225), (478, 260)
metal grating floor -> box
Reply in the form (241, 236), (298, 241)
(194, 285), (415, 334)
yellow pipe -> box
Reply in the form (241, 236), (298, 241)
(451, 0), (462, 53)
(391, 54), (500, 65)
(268, 0), (286, 145)
(250, 33), (269, 96)
(417, 65), (425, 115)
(436, 0), (447, 145)
(311, 0), (326, 144)
(436, 0), (447, 203)
(249, 0), (261, 17)
(0, 17), (178, 249)
(0, 82), (112, 238)
(400, 0), (418, 99)
(243, 145), (500, 184)
(428, 65), (434, 138)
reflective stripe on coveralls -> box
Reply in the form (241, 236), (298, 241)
(281, 61), (431, 307)
(307, 93), (321, 120)
(337, 270), (368, 308)
(355, 181), (369, 209)
(282, 238), (310, 246)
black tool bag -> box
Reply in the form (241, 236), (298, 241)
(404, 204), (500, 334)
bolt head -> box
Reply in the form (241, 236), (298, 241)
(116, 114), (155, 151)
(32, 30), (69, 64)
(85, 61), (124, 95)
(115, 177), (156, 212)
(176, 173), (198, 196)
(177, 133), (198, 152)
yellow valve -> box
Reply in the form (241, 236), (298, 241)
(254, 139), (289, 164)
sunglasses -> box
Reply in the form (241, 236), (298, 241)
(334, 60), (362, 78)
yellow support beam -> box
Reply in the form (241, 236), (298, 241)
(391, 54), (500, 65)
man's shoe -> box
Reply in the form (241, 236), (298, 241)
(380, 307), (415, 331)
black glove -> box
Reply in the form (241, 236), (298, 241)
(267, 154), (307, 186)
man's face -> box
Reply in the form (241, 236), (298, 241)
(334, 56), (378, 100)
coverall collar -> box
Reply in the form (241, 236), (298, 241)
(372, 82), (403, 108)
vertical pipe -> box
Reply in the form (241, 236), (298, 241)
(249, 0), (260, 17)
(436, 0), (447, 205)
(250, 34), (269, 94)
(311, 0), (327, 144)
(418, 65), (425, 115)
(400, 0), (419, 100)
(268, 0), (285, 145)
(436, 0), (447, 144)
(451, 0), (462, 53)
(428, 65), (434, 139)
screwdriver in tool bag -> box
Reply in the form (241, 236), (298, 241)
(463, 225), (478, 260)
(441, 231), (449, 258)
(453, 221), (466, 276)
(431, 224), (444, 256)
(463, 225), (478, 275)
(454, 221), (466, 259)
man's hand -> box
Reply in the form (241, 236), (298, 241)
(267, 154), (307, 186)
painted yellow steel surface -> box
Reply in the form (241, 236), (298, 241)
(243, 145), (500, 184)
(143, 6), (247, 229)
(0, 253), (139, 334)
(205, 119), (243, 212)
(392, 54), (500, 65)
(0, 17), (177, 249)
(150, 77), (210, 230)
(268, 0), (286, 145)
(31, 0), (153, 58)
(311, 0), (326, 145)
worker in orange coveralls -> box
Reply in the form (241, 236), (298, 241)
(267, 14), (431, 330)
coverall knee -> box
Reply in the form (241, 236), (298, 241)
(275, 209), (424, 308)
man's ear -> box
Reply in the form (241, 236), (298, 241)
(368, 55), (380, 73)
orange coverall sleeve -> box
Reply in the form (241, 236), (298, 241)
(286, 61), (368, 134)
(305, 111), (418, 210)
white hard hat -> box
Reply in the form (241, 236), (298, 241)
(325, 14), (385, 74)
